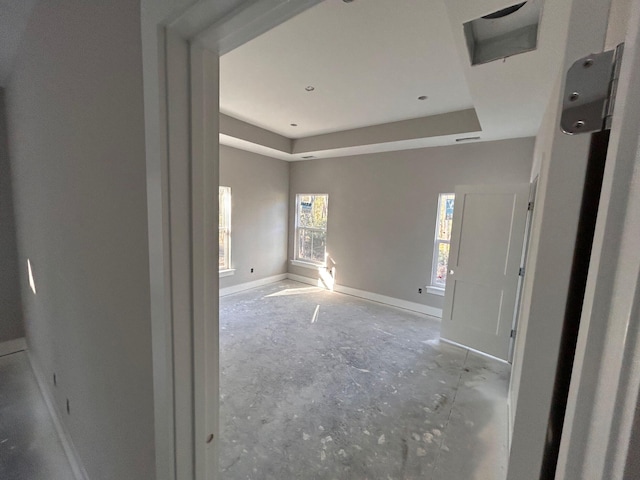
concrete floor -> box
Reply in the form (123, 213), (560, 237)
(220, 280), (510, 480)
(0, 351), (75, 480)
(0, 280), (509, 480)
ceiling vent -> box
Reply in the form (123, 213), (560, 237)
(463, 0), (543, 66)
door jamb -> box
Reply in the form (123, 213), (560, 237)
(147, 1), (322, 478)
(556, 1), (640, 477)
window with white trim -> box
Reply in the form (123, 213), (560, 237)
(219, 186), (231, 270)
(295, 194), (328, 265)
(432, 193), (455, 288)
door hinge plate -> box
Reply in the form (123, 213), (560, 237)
(511, 329), (516, 339)
(519, 267), (525, 276)
(528, 201), (534, 211)
(561, 43), (624, 135)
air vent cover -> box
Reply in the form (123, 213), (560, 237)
(464, 0), (543, 66)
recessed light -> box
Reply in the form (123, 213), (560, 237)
(305, 86), (315, 92)
(290, 123), (298, 127)
(418, 95), (428, 101)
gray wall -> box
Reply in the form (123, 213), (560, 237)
(0, 89), (23, 343)
(5, 2), (155, 479)
(288, 138), (534, 311)
(220, 145), (289, 288)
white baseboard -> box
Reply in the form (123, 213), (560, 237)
(219, 273), (288, 297)
(439, 337), (510, 364)
(0, 337), (27, 357)
(286, 273), (320, 287)
(27, 353), (89, 480)
(287, 273), (443, 319)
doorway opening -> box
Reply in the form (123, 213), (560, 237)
(212, 1), (545, 477)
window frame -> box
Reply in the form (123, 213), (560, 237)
(294, 193), (329, 267)
(431, 193), (455, 289)
(219, 186), (232, 273)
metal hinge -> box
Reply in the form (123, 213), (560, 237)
(511, 329), (517, 339)
(561, 43), (624, 135)
(528, 201), (534, 211)
(519, 267), (525, 276)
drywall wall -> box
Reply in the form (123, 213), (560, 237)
(6, 2), (155, 478)
(0, 88), (23, 343)
(220, 145), (289, 289)
(288, 137), (534, 312)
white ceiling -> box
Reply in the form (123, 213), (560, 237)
(0, 0), (573, 161)
(0, 0), (38, 86)
(219, 0), (573, 160)
(220, 0), (474, 139)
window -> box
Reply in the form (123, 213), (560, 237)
(219, 186), (231, 271)
(432, 193), (455, 288)
(295, 194), (328, 265)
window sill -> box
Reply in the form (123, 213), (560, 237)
(219, 269), (236, 278)
(290, 259), (325, 270)
(426, 286), (445, 296)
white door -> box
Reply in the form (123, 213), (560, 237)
(440, 183), (530, 361)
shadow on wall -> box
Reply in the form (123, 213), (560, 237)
(0, 88), (25, 343)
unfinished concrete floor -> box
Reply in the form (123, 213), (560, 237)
(220, 280), (510, 480)
(0, 351), (76, 480)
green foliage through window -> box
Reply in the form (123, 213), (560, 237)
(432, 193), (454, 287)
(295, 194), (328, 264)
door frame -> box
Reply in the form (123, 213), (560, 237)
(141, 1), (322, 479)
(556, 1), (640, 477)
(142, 0), (640, 478)
(508, 176), (538, 363)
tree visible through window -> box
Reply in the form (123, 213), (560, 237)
(432, 193), (455, 287)
(295, 194), (328, 265)
(219, 186), (231, 270)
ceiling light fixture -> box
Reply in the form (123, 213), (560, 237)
(305, 86), (315, 92)
(418, 95), (428, 100)
(290, 123), (298, 127)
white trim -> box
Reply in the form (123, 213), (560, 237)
(290, 259), (324, 270)
(287, 273), (320, 286)
(440, 337), (511, 365)
(426, 286), (445, 296)
(218, 268), (235, 278)
(0, 337), (26, 357)
(190, 43), (220, 479)
(27, 352), (89, 480)
(557, 3), (640, 477)
(219, 273), (288, 297)
(287, 273), (443, 318)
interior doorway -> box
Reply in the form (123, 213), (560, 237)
(148, 2), (636, 478)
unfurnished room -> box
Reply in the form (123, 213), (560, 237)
(217, 0), (550, 477)
(0, 0), (638, 480)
